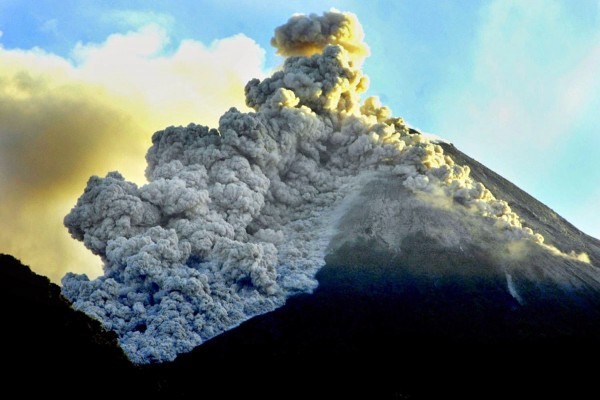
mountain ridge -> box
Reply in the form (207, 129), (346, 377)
(0, 254), (142, 395)
(441, 142), (600, 260)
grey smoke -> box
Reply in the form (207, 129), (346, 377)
(271, 10), (370, 64)
(62, 10), (590, 364)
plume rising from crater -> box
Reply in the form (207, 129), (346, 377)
(62, 10), (592, 363)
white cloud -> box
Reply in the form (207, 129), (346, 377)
(71, 26), (266, 127)
(103, 9), (175, 30)
(40, 18), (58, 35)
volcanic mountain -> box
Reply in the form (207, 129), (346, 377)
(147, 142), (600, 398)
(3, 141), (599, 397)
(2, 10), (600, 399)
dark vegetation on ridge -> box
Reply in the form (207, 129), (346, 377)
(0, 254), (140, 395)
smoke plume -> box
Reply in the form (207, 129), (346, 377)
(271, 10), (370, 65)
(62, 11), (591, 363)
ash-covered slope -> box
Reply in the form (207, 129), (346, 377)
(145, 149), (600, 398)
(0, 254), (140, 395)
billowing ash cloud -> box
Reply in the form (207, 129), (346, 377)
(62, 10), (590, 364)
(271, 10), (370, 64)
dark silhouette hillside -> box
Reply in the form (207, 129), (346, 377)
(0, 254), (139, 395)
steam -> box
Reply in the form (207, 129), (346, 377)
(505, 273), (524, 305)
(62, 10), (591, 364)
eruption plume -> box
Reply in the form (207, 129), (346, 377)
(62, 10), (590, 363)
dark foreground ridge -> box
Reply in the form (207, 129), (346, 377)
(0, 254), (140, 395)
(3, 145), (600, 398)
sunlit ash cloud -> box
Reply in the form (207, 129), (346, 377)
(0, 25), (265, 282)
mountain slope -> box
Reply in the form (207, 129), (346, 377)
(144, 143), (600, 398)
(441, 142), (600, 264)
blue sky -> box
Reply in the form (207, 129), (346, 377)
(1, 0), (599, 279)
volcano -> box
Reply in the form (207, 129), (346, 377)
(2, 10), (600, 399)
(3, 142), (599, 397)
(143, 141), (600, 398)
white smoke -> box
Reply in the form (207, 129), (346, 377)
(505, 273), (524, 305)
(62, 10), (591, 364)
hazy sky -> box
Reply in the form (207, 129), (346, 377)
(1, 0), (599, 281)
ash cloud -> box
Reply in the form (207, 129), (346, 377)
(271, 10), (370, 65)
(63, 10), (592, 364)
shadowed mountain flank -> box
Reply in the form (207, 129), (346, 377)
(143, 165), (600, 398)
